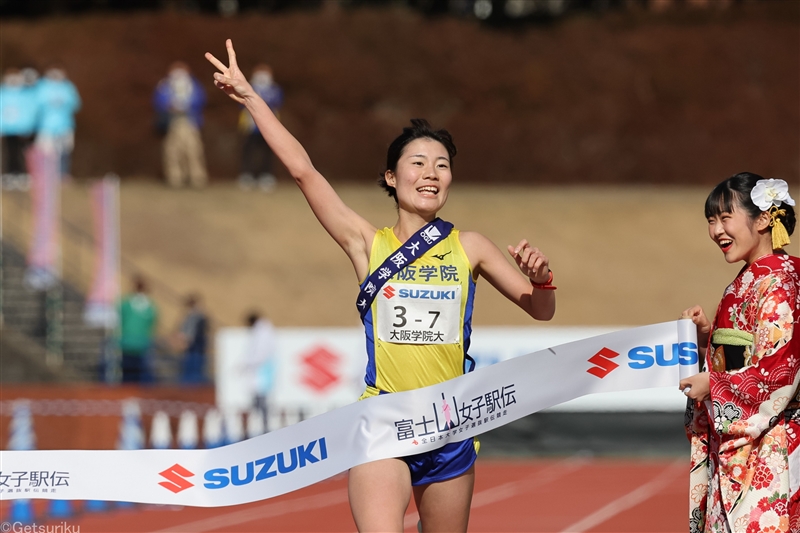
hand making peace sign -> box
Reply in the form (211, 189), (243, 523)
(205, 39), (253, 105)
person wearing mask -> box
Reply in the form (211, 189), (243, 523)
(0, 67), (39, 190)
(153, 62), (208, 188)
(35, 64), (81, 180)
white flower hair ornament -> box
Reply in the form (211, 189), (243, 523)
(751, 178), (795, 250)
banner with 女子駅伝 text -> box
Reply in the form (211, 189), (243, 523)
(0, 320), (697, 507)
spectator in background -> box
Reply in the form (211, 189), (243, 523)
(237, 64), (282, 192)
(21, 66), (39, 88)
(0, 67), (39, 190)
(35, 64), (81, 180)
(153, 62), (208, 188)
(176, 293), (209, 385)
(242, 310), (276, 430)
(119, 275), (158, 383)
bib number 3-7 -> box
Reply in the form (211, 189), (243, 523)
(376, 283), (461, 345)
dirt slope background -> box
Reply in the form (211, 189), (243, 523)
(0, 2), (798, 184)
(6, 182), (799, 332)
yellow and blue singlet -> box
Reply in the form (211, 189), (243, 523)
(359, 226), (477, 395)
(358, 226), (479, 484)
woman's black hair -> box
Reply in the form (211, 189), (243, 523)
(705, 172), (796, 236)
(378, 119), (457, 204)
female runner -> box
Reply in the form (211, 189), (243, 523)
(206, 40), (556, 533)
(679, 173), (800, 532)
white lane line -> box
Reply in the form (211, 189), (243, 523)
(403, 454), (593, 531)
(559, 458), (685, 533)
(152, 488), (349, 533)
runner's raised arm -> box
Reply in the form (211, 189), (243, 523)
(205, 39), (375, 279)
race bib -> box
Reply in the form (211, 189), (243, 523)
(377, 283), (461, 344)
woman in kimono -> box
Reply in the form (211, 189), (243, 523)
(680, 172), (800, 532)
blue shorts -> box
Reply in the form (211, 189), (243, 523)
(403, 438), (477, 486)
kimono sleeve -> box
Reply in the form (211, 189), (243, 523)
(709, 268), (800, 441)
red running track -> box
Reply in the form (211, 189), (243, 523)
(0, 457), (688, 532)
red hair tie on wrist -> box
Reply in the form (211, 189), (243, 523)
(531, 270), (557, 290)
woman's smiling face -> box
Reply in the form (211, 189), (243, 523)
(385, 137), (452, 216)
(707, 203), (771, 265)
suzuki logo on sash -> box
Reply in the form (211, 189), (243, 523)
(383, 286), (396, 299)
(159, 464), (195, 493)
(587, 348), (620, 378)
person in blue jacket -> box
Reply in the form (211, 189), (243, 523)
(0, 67), (40, 189)
(153, 62), (208, 188)
(35, 64), (81, 180)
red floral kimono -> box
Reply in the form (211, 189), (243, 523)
(687, 254), (800, 533)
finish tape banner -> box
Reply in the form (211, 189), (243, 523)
(0, 320), (697, 507)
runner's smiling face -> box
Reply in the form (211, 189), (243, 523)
(707, 204), (771, 265)
(385, 138), (452, 216)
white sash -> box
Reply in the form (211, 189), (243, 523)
(0, 320), (697, 507)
